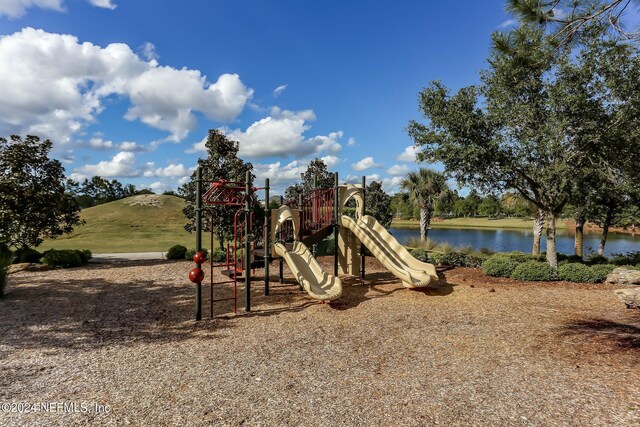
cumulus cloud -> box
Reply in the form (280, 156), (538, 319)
(351, 156), (382, 171)
(0, 28), (253, 144)
(80, 138), (148, 151)
(144, 163), (188, 178)
(193, 107), (343, 159)
(138, 42), (158, 61)
(76, 151), (139, 177)
(273, 84), (287, 97)
(253, 160), (307, 190)
(347, 137), (356, 146)
(147, 181), (170, 194)
(88, 0), (116, 9)
(387, 164), (409, 176)
(397, 145), (418, 162)
(320, 155), (340, 168)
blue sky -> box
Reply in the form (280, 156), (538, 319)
(0, 0), (569, 194)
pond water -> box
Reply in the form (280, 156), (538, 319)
(388, 226), (640, 257)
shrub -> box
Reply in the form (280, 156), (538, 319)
(410, 248), (428, 262)
(505, 251), (536, 263)
(565, 255), (584, 264)
(479, 247), (494, 255)
(589, 264), (616, 283)
(463, 252), (489, 268)
(511, 261), (555, 281)
(73, 249), (92, 265)
(166, 245), (187, 260)
(609, 251), (640, 266)
(429, 252), (443, 265)
(41, 249), (83, 268)
(82, 249), (92, 260)
(482, 255), (519, 278)
(185, 247), (210, 261)
(438, 251), (468, 267)
(587, 254), (609, 265)
(558, 263), (594, 283)
(12, 247), (42, 264)
(316, 238), (335, 256)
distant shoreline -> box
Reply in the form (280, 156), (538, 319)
(391, 218), (640, 237)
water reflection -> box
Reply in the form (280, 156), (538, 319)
(389, 226), (640, 256)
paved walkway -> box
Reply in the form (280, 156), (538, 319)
(91, 252), (166, 262)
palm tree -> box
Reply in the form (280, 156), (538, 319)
(400, 168), (449, 241)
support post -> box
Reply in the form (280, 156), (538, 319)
(334, 172), (339, 277)
(264, 178), (270, 296)
(245, 171), (251, 312)
(195, 166), (203, 321)
(361, 175), (366, 279)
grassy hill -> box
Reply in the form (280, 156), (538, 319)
(40, 195), (214, 253)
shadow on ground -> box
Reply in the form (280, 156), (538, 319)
(562, 318), (640, 351)
(0, 273), (233, 352)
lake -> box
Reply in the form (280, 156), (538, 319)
(388, 226), (640, 256)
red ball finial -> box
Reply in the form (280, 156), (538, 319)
(193, 251), (207, 264)
(189, 267), (204, 283)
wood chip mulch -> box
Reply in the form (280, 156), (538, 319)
(1, 258), (639, 426)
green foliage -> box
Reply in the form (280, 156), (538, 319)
(12, 247), (42, 264)
(609, 251), (640, 266)
(558, 263), (595, 283)
(437, 251), (468, 267)
(557, 263), (616, 283)
(504, 251), (536, 263)
(589, 264), (616, 283)
(315, 237), (335, 256)
(482, 255), (519, 278)
(511, 261), (555, 281)
(41, 249), (83, 268)
(566, 255), (585, 264)
(0, 246), (13, 274)
(0, 135), (82, 250)
(284, 158), (335, 202)
(73, 249), (90, 265)
(180, 130), (258, 247)
(167, 245), (187, 260)
(365, 181), (393, 227)
(587, 254), (609, 265)
(400, 168), (450, 240)
(410, 248), (428, 262)
(463, 252), (489, 268)
(185, 247), (211, 261)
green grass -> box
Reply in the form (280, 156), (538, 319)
(392, 217), (568, 230)
(40, 195), (215, 253)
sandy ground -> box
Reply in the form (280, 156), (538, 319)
(1, 257), (639, 426)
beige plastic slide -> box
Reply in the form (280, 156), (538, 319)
(273, 241), (343, 301)
(341, 215), (439, 288)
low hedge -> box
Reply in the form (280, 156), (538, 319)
(41, 249), (83, 268)
(557, 263), (594, 283)
(410, 248), (428, 262)
(482, 255), (519, 278)
(167, 245), (187, 260)
(589, 264), (616, 283)
(12, 247), (42, 264)
(185, 247), (211, 261)
(510, 261), (555, 281)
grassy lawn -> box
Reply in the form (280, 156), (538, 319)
(392, 217), (568, 230)
(40, 195), (216, 253)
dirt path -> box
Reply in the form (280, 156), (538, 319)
(1, 258), (638, 426)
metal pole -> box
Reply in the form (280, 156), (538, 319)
(245, 171), (251, 312)
(334, 172), (339, 277)
(278, 196), (284, 284)
(264, 178), (270, 296)
(361, 175), (366, 279)
(195, 166), (202, 321)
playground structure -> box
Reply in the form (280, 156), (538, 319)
(188, 167), (438, 320)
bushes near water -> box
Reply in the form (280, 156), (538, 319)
(482, 255), (519, 278)
(410, 248), (428, 262)
(511, 261), (555, 281)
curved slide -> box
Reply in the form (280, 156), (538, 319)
(273, 241), (343, 301)
(340, 215), (439, 288)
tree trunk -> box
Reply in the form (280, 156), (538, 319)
(420, 206), (431, 241)
(574, 216), (586, 259)
(532, 209), (544, 256)
(545, 213), (558, 271)
(216, 231), (225, 250)
(598, 204), (615, 256)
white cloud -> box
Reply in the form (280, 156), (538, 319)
(147, 181), (169, 194)
(0, 0), (63, 18)
(118, 141), (148, 152)
(351, 156), (382, 171)
(215, 107), (342, 159)
(76, 151), (139, 177)
(0, 28), (252, 145)
(81, 138), (148, 152)
(397, 145), (418, 162)
(381, 176), (403, 194)
(273, 84), (287, 97)
(0, 0), (117, 17)
(86, 137), (114, 150)
(253, 160), (307, 190)
(138, 42), (158, 61)
(498, 19), (517, 29)
(320, 155), (340, 168)
(347, 137), (356, 146)
(145, 163), (188, 178)
(88, 0), (116, 9)
(387, 164), (409, 176)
